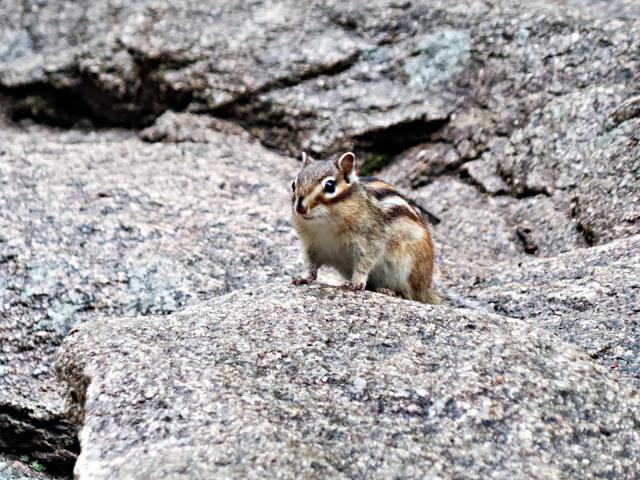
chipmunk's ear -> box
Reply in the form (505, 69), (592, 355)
(335, 152), (356, 183)
(301, 152), (314, 166)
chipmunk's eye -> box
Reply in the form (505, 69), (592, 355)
(324, 180), (336, 194)
(291, 181), (296, 192)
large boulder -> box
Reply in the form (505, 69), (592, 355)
(0, 123), (300, 468)
(456, 235), (640, 387)
(1, 0), (638, 245)
(56, 283), (640, 479)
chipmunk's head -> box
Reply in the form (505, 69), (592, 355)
(291, 152), (357, 222)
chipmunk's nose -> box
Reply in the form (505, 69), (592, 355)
(296, 196), (307, 215)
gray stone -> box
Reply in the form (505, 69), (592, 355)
(573, 117), (640, 244)
(0, 124), (300, 466)
(457, 235), (640, 387)
(409, 177), (586, 287)
(381, 143), (462, 187)
(460, 157), (509, 195)
(495, 86), (640, 244)
(0, 458), (51, 480)
(231, 24), (466, 155)
(0, 0), (374, 125)
(563, 0), (640, 19)
(57, 283), (640, 479)
(0, 0), (639, 473)
(0, 1), (638, 253)
(139, 111), (251, 144)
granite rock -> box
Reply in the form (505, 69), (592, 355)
(0, 124), (300, 467)
(573, 116), (640, 244)
(1, 0), (639, 475)
(457, 235), (640, 387)
(494, 86), (640, 244)
(408, 177), (586, 287)
(1, 1), (638, 246)
(139, 111), (251, 144)
(56, 283), (640, 480)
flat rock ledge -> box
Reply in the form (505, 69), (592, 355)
(458, 235), (640, 387)
(57, 283), (640, 479)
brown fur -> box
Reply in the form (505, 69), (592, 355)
(291, 153), (438, 303)
(409, 233), (439, 303)
(384, 204), (422, 224)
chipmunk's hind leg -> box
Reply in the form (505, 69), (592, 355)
(365, 277), (401, 298)
(407, 233), (439, 304)
(375, 287), (399, 298)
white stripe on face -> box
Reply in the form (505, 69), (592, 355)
(300, 182), (325, 210)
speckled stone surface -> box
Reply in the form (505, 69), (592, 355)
(491, 86), (640, 244)
(57, 283), (640, 480)
(0, 458), (52, 480)
(458, 235), (640, 387)
(0, 123), (300, 465)
(1, 0), (640, 474)
(413, 177), (586, 288)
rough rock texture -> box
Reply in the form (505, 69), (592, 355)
(1, 0), (638, 242)
(0, 123), (300, 468)
(139, 111), (250, 143)
(562, 0), (640, 19)
(573, 114), (640, 244)
(57, 284), (640, 480)
(456, 235), (640, 388)
(1, 0), (640, 476)
(410, 177), (586, 286)
(0, 458), (55, 480)
(490, 87), (640, 244)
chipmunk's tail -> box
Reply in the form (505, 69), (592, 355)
(423, 288), (443, 305)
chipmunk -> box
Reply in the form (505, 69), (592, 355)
(290, 151), (439, 304)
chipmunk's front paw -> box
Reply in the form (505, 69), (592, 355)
(292, 276), (312, 285)
(340, 282), (365, 292)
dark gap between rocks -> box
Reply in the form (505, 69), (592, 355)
(354, 117), (450, 156)
(571, 196), (598, 246)
(352, 117), (453, 178)
(2, 47), (362, 133)
(3, 82), (103, 128)
(0, 405), (78, 477)
(411, 158), (475, 188)
(203, 52), (365, 155)
(205, 50), (363, 115)
(1, 53), (194, 129)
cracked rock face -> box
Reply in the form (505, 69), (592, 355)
(411, 177), (586, 286)
(56, 283), (640, 479)
(0, 123), (300, 469)
(491, 86), (640, 244)
(1, 0), (640, 477)
(1, 0), (638, 244)
(457, 235), (640, 388)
